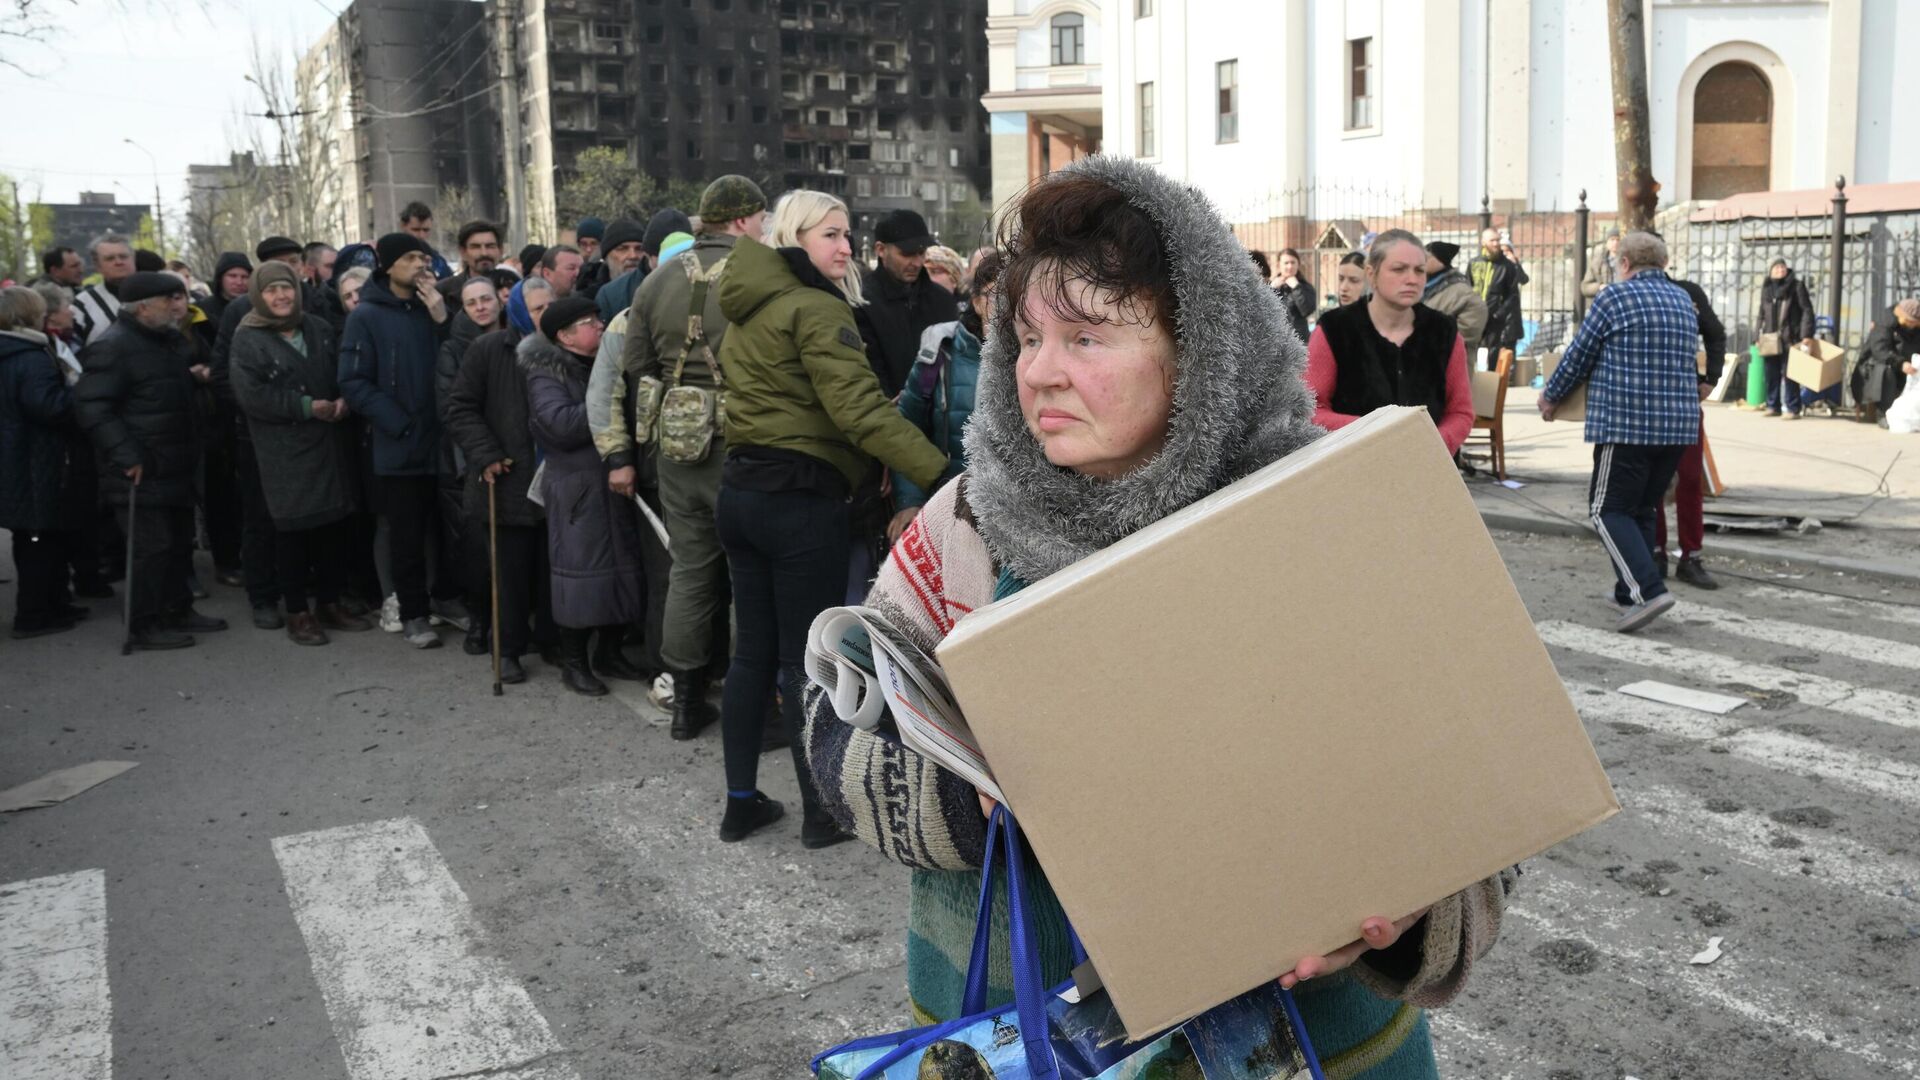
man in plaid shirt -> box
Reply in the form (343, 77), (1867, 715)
(1541, 231), (1700, 632)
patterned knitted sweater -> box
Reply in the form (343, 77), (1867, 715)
(804, 475), (1517, 1080)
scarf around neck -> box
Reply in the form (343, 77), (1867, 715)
(241, 261), (304, 333)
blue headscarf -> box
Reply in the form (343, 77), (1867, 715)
(505, 279), (535, 335)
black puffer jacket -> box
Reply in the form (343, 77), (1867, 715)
(0, 331), (75, 531)
(74, 312), (202, 508)
(443, 326), (543, 527)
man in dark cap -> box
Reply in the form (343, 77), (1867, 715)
(1421, 240), (1488, 356)
(255, 236), (303, 264)
(74, 272), (229, 649)
(340, 232), (465, 649)
(591, 174), (766, 739)
(574, 217), (610, 298)
(857, 209), (953, 398)
(591, 216), (660, 322)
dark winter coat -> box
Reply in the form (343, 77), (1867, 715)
(1755, 272), (1815, 355)
(1671, 278), (1728, 386)
(0, 331), (75, 531)
(1467, 251), (1526, 348)
(1857, 308), (1917, 408)
(596, 265), (648, 323)
(1272, 278), (1316, 345)
(338, 275), (446, 477)
(856, 261), (958, 398)
(74, 312), (202, 508)
(520, 334), (645, 628)
(444, 327), (543, 527)
(436, 311), (493, 477)
(230, 316), (357, 531)
(891, 319), (979, 510)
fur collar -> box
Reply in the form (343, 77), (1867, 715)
(515, 332), (586, 380)
(961, 155), (1322, 583)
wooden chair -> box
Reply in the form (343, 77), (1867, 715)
(1463, 348), (1514, 480)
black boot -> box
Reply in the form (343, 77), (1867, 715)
(463, 621), (490, 656)
(718, 791), (786, 842)
(593, 629), (650, 681)
(559, 629), (607, 697)
(1675, 555), (1720, 590)
(670, 669), (718, 740)
(801, 804), (853, 850)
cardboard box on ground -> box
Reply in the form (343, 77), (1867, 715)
(1539, 349), (1586, 421)
(1787, 339), (1847, 392)
(936, 407), (1619, 1040)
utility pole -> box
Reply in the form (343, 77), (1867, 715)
(1606, 0), (1658, 230)
(496, 0), (526, 249)
(123, 138), (166, 256)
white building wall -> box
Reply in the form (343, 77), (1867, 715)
(1854, 0), (1920, 185)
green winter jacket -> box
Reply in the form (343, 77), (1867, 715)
(715, 235), (946, 493)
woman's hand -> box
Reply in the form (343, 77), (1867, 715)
(1277, 907), (1429, 991)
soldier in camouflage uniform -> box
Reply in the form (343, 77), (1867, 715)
(587, 175), (768, 739)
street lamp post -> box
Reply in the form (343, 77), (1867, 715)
(123, 138), (165, 257)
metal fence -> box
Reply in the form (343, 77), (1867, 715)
(1221, 181), (1920, 402)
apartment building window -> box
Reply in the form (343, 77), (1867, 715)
(686, 140), (703, 160)
(1138, 81), (1156, 157)
(593, 22), (623, 40)
(1347, 37), (1375, 130)
(717, 65), (734, 86)
(854, 177), (873, 197)
(751, 103), (768, 122)
(1216, 61), (1238, 143)
(1050, 13), (1085, 65)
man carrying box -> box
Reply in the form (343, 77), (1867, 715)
(1540, 231), (1700, 632)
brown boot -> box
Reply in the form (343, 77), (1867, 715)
(318, 602), (374, 632)
(286, 611), (330, 646)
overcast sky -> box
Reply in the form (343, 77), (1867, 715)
(0, 0), (342, 209)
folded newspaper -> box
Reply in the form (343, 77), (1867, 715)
(805, 607), (1004, 805)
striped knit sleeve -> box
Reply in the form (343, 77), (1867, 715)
(1347, 866), (1517, 1008)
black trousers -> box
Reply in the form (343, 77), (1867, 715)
(1589, 443), (1685, 606)
(203, 418), (243, 571)
(276, 517), (351, 615)
(235, 438), (281, 607)
(370, 474), (442, 621)
(114, 503), (194, 626)
(438, 474), (481, 609)
(483, 520), (556, 657)
(10, 528), (72, 628)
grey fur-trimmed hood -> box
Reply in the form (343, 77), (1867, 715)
(961, 155), (1322, 583)
(515, 332), (584, 381)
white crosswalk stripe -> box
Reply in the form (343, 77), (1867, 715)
(1662, 603), (1920, 668)
(273, 818), (582, 1080)
(1539, 619), (1920, 731)
(1746, 584), (1920, 628)
(0, 870), (111, 1080)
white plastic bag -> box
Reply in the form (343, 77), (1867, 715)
(1887, 378), (1920, 435)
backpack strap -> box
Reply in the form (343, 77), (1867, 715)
(672, 254), (730, 390)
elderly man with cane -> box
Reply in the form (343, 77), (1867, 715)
(76, 272), (229, 650)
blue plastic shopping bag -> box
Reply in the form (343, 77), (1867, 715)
(813, 807), (1325, 1079)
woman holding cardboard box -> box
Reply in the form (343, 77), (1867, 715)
(805, 158), (1514, 1079)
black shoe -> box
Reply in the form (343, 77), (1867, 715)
(166, 607), (229, 633)
(73, 582), (114, 600)
(251, 604), (285, 630)
(129, 624), (195, 650)
(463, 622), (490, 656)
(670, 670), (717, 740)
(1675, 555), (1720, 590)
(718, 792), (786, 842)
(214, 568), (245, 588)
(563, 665), (608, 697)
(10, 617), (78, 640)
(593, 634), (650, 681)
(801, 807), (853, 850)
(498, 655), (527, 684)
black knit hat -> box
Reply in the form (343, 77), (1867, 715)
(600, 217), (647, 255)
(539, 295), (599, 342)
(255, 235), (302, 261)
(134, 249), (167, 272)
(517, 243), (547, 271)
(1425, 241), (1461, 268)
(375, 232), (435, 273)
(642, 208), (694, 256)
(119, 271), (188, 304)
(575, 216), (605, 241)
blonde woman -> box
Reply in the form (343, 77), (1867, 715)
(921, 244), (966, 295)
(709, 190), (947, 846)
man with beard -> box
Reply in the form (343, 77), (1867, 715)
(437, 221), (505, 307)
(591, 216), (665, 322)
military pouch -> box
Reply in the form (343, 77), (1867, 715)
(632, 375), (666, 446)
(659, 384), (719, 465)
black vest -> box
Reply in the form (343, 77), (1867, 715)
(1317, 300), (1457, 425)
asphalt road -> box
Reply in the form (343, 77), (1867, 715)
(3, 529), (1917, 1080)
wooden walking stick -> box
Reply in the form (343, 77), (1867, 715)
(489, 479), (503, 696)
(120, 478), (137, 656)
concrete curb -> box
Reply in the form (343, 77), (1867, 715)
(1478, 507), (1920, 586)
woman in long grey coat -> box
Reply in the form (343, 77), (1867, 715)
(230, 262), (373, 645)
(520, 297), (650, 696)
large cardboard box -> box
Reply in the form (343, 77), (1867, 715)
(936, 407), (1619, 1039)
(1787, 339), (1847, 392)
(1539, 349), (1587, 421)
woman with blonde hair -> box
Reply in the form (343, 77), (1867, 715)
(709, 189), (947, 846)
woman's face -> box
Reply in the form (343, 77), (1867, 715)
(1014, 273), (1176, 480)
(1367, 241), (1427, 310)
(927, 264), (957, 292)
(1335, 263), (1366, 305)
(462, 283), (500, 327)
(45, 302), (73, 332)
(1770, 263), (1789, 281)
(262, 281), (298, 318)
(340, 278), (364, 312)
(1278, 253), (1300, 279)
(800, 209), (853, 282)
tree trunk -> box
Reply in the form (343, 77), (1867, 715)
(1607, 0), (1658, 230)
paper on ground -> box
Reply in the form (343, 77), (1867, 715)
(1618, 680), (1748, 715)
(0, 761), (137, 813)
(1690, 936), (1726, 965)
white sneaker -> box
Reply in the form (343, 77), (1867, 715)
(648, 672), (676, 709)
(402, 616), (442, 649)
(379, 594), (402, 633)
(429, 597), (472, 632)
(1615, 592), (1676, 634)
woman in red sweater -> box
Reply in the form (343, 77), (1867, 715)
(1306, 229), (1474, 454)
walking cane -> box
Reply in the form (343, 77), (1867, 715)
(120, 478), (137, 656)
(488, 479), (503, 696)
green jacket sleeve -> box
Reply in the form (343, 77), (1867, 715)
(797, 306), (947, 492)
